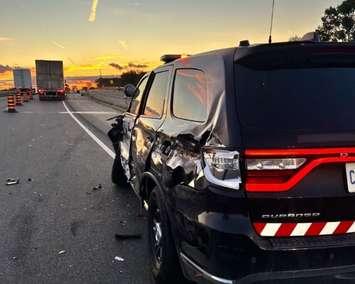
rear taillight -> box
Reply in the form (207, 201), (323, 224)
(246, 158), (306, 170)
(245, 147), (355, 192)
(203, 148), (241, 190)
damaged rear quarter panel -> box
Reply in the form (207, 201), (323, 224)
(152, 50), (243, 262)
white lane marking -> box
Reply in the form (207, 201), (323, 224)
(260, 223), (281, 236)
(320, 221), (340, 235)
(290, 223), (312, 236)
(62, 101), (115, 159)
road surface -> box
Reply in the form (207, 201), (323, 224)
(0, 94), (153, 284)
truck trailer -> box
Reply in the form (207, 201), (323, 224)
(13, 68), (34, 100)
(35, 60), (65, 101)
(13, 68), (32, 90)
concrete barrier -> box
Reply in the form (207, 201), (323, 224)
(0, 91), (13, 98)
(86, 88), (130, 111)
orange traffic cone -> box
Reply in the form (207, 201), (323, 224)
(7, 95), (16, 113)
(16, 93), (23, 106)
(23, 92), (29, 102)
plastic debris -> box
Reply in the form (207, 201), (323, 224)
(6, 178), (20, 186)
(58, 250), (66, 255)
(114, 256), (124, 262)
(115, 233), (142, 240)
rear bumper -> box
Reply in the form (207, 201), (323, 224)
(180, 252), (355, 284)
(171, 185), (355, 283)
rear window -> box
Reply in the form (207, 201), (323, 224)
(172, 69), (207, 122)
(236, 50), (355, 132)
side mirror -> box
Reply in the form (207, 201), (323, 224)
(124, 84), (138, 98)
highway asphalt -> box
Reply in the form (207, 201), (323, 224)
(0, 94), (153, 283)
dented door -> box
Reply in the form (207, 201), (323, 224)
(118, 75), (150, 181)
(130, 68), (172, 184)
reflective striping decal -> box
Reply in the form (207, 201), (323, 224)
(319, 222), (340, 235)
(276, 223), (297, 237)
(253, 223), (266, 235)
(254, 221), (355, 237)
(306, 222), (326, 236)
(290, 223), (312, 236)
(260, 223), (282, 236)
(334, 221), (353, 235)
(347, 222), (355, 233)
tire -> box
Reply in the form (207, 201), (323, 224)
(148, 187), (186, 284)
(111, 156), (128, 186)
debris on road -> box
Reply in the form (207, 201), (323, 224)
(28, 178), (32, 182)
(115, 233), (142, 240)
(58, 250), (66, 255)
(92, 184), (102, 191)
(5, 178), (20, 186)
(114, 256), (124, 262)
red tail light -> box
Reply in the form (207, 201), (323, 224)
(245, 147), (355, 192)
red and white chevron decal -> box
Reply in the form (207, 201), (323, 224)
(254, 221), (355, 237)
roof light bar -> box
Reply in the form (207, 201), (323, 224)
(160, 54), (189, 64)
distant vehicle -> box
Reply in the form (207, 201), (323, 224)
(13, 68), (34, 98)
(13, 68), (32, 90)
(109, 42), (355, 284)
(35, 60), (65, 101)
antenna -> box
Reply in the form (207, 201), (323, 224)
(268, 0), (276, 44)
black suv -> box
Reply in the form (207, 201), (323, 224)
(109, 41), (355, 284)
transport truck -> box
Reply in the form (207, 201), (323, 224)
(35, 60), (65, 101)
(13, 68), (32, 90)
(13, 68), (34, 100)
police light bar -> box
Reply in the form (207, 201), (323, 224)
(160, 54), (189, 63)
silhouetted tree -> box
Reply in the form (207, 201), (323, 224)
(289, 35), (302, 42)
(317, 0), (355, 42)
(119, 70), (146, 86)
(95, 77), (120, 88)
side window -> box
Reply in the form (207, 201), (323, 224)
(129, 76), (149, 115)
(143, 71), (169, 118)
(172, 69), (207, 122)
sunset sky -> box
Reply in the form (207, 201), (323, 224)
(0, 0), (343, 89)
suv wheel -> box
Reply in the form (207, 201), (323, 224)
(111, 156), (128, 186)
(148, 187), (186, 284)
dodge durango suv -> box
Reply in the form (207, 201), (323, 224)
(109, 40), (355, 283)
